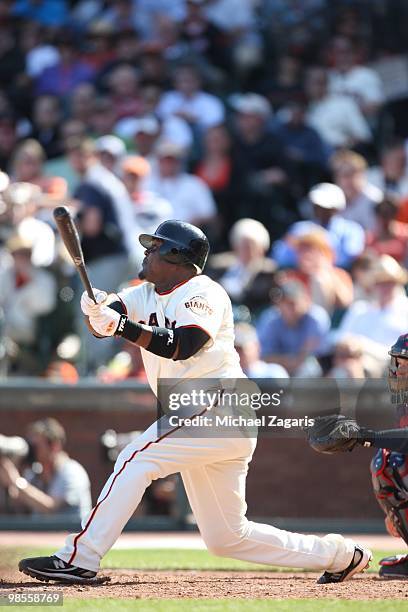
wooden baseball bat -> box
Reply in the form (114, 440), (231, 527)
(53, 206), (96, 303)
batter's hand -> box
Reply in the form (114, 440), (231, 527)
(81, 289), (108, 316)
(89, 306), (120, 337)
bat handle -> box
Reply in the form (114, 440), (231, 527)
(78, 265), (96, 303)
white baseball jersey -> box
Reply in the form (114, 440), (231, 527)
(118, 274), (244, 395)
(57, 277), (359, 577)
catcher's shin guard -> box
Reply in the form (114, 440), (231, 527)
(371, 448), (408, 544)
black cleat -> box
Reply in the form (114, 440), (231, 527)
(379, 554), (408, 579)
(317, 546), (372, 584)
(19, 555), (97, 583)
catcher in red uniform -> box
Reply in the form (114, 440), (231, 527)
(307, 333), (408, 579)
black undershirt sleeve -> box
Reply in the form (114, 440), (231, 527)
(107, 300), (210, 360)
(175, 326), (210, 360)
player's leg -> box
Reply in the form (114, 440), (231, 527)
(371, 449), (408, 578)
(19, 415), (248, 581)
(181, 440), (371, 581)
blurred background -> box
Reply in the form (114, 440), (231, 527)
(0, 0), (407, 532)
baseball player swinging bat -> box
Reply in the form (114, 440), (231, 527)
(53, 206), (96, 303)
(19, 219), (372, 586)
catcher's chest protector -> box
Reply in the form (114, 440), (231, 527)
(371, 448), (408, 544)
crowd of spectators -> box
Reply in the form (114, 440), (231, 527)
(0, 0), (407, 381)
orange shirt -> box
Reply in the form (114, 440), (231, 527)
(397, 198), (408, 224)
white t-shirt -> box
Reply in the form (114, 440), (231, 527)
(337, 293), (408, 350)
(118, 274), (243, 395)
(307, 94), (371, 147)
(157, 91), (225, 130)
(329, 66), (384, 105)
(25, 456), (92, 520)
(147, 173), (216, 223)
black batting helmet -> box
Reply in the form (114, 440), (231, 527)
(388, 333), (408, 404)
(139, 220), (210, 272)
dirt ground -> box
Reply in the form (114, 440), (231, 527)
(1, 569), (408, 600)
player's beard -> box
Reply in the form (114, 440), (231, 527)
(138, 269), (145, 280)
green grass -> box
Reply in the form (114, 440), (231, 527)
(2, 547), (405, 611)
(2, 547), (405, 574)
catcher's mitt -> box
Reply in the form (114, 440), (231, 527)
(307, 415), (362, 454)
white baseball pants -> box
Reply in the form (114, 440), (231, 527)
(56, 412), (356, 573)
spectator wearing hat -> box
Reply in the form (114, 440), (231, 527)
(157, 63), (225, 131)
(0, 418), (91, 520)
(272, 182), (365, 268)
(256, 279), (330, 377)
(0, 234), (56, 373)
(209, 218), (277, 314)
(115, 113), (193, 170)
(95, 135), (127, 176)
(148, 139), (216, 227)
(366, 195), (408, 264)
(337, 254), (408, 372)
(234, 322), (289, 379)
(286, 229), (354, 317)
(121, 154), (173, 266)
(331, 149), (383, 231)
(120, 115), (162, 184)
(116, 115), (159, 153)
(304, 66), (371, 150)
